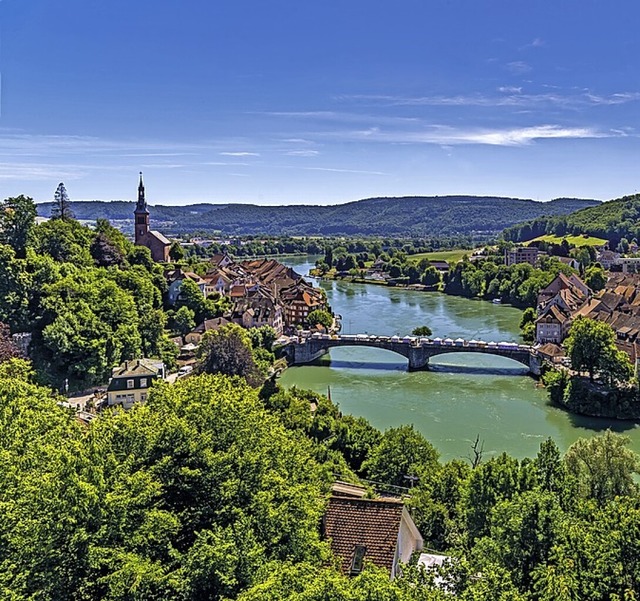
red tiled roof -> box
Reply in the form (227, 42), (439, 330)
(323, 496), (404, 576)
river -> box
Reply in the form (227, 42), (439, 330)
(279, 256), (640, 461)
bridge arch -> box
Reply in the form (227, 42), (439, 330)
(426, 349), (531, 370)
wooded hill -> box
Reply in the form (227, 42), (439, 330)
(503, 193), (640, 247)
(36, 196), (598, 237)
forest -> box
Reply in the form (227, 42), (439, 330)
(503, 193), (640, 248)
(37, 195), (597, 238)
(2, 356), (640, 600)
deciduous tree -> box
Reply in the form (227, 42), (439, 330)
(413, 325), (433, 337)
(197, 323), (263, 386)
(307, 309), (332, 329)
(0, 195), (37, 258)
(564, 430), (640, 504)
(565, 317), (632, 385)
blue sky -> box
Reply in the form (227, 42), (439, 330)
(1, 0), (639, 205)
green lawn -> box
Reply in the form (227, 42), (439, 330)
(526, 234), (607, 247)
(407, 249), (473, 264)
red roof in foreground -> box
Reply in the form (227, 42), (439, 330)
(324, 496), (404, 575)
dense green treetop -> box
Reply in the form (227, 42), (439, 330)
(564, 317), (634, 386)
(0, 200), (175, 387)
(0, 195), (37, 259)
(307, 309), (333, 329)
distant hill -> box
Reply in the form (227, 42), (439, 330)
(37, 195), (600, 238)
(503, 193), (640, 247)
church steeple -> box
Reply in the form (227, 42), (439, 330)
(136, 171), (149, 214)
(134, 171), (150, 243)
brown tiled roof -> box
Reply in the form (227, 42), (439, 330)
(193, 317), (231, 334)
(149, 230), (171, 246)
(323, 496), (404, 576)
(538, 343), (565, 358)
(536, 304), (569, 324)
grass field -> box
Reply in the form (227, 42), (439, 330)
(407, 249), (473, 263)
(526, 234), (607, 247)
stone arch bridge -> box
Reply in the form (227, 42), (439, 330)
(283, 335), (541, 375)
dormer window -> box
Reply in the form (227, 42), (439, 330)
(350, 545), (367, 575)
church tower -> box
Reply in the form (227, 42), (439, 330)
(134, 172), (150, 244)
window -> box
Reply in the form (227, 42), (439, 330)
(140, 378), (148, 388)
(127, 379), (134, 389)
(350, 545), (367, 575)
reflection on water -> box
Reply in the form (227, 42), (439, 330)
(281, 257), (640, 461)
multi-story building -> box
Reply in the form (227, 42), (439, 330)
(106, 359), (165, 409)
(505, 246), (539, 267)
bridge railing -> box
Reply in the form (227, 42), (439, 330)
(296, 334), (532, 353)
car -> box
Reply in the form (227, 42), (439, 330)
(177, 365), (193, 378)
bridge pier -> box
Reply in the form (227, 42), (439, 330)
(407, 347), (430, 371)
(529, 353), (541, 377)
(286, 341), (328, 365)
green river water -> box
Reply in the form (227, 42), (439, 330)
(279, 257), (640, 461)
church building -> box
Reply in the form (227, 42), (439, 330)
(134, 173), (171, 263)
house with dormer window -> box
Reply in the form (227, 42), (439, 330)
(323, 494), (424, 580)
(106, 359), (165, 409)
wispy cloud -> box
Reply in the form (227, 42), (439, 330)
(520, 38), (545, 51)
(0, 162), (87, 181)
(336, 91), (640, 109)
(219, 151), (261, 157)
(280, 138), (316, 144)
(302, 166), (386, 175)
(202, 161), (251, 166)
(120, 152), (198, 157)
(140, 163), (187, 169)
(506, 61), (532, 74)
(585, 92), (640, 105)
(0, 133), (218, 157)
(314, 124), (614, 146)
(285, 150), (320, 157)
(498, 86), (522, 94)
(266, 110), (419, 125)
